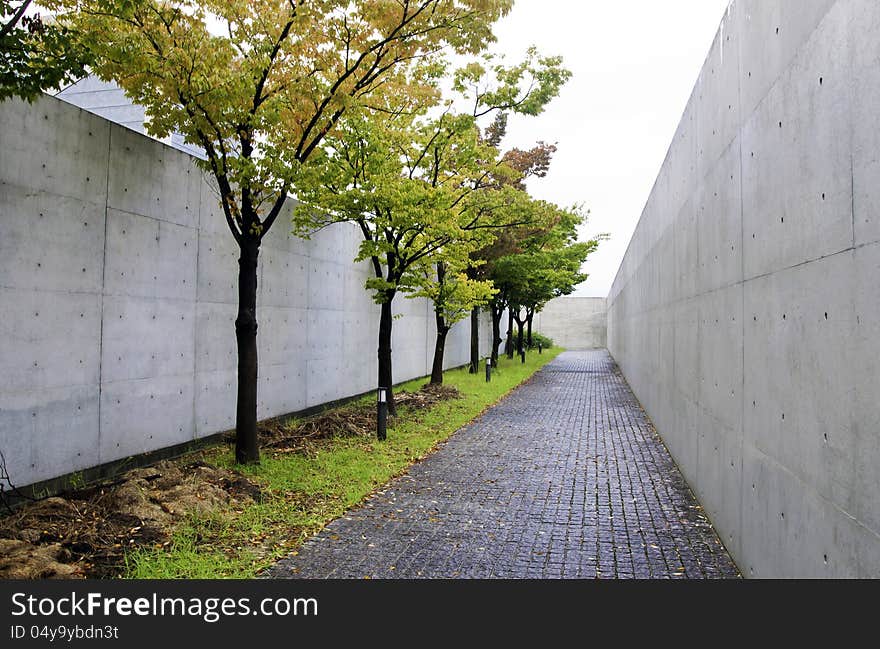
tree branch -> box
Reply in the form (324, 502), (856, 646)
(259, 185), (290, 237)
(0, 0), (33, 40)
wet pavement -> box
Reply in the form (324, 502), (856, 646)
(265, 350), (740, 579)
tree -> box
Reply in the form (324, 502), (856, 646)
(414, 260), (494, 384)
(476, 197), (556, 361)
(492, 204), (603, 353)
(467, 110), (560, 370)
(293, 105), (529, 416)
(294, 50), (567, 419)
(1, 0), (90, 100)
(465, 139), (558, 371)
(55, 0), (515, 463)
(505, 246), (588, 351)
(459, 52), (570, 373)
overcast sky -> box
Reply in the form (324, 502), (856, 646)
(490, 0), (731, 297)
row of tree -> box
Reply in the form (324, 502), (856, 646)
(2, 0), (602, 465)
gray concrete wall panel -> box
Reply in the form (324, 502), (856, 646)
(531, 297), (607, 350)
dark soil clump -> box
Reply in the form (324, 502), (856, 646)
(0, 461), (261, 578)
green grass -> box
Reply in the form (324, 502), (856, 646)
(124, 348), (561, 578)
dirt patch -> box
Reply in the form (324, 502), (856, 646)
(396, 383), (461, 410)
(0, 539), (80, 579)
(263, 383), (461, 452)
(0, 460), (261, 579)
(260, 408), (375, 452)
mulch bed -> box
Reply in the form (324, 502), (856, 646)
(258, 383), (460, 452)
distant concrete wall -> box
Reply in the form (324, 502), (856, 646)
(606, 0), (880, 577)
(0, 94), (493, 489)
(531, 297), (606, 349)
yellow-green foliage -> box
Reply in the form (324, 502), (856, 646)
(52, 0), (515, 242)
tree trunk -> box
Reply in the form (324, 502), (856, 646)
(490, 304), (503, 364)
(430, 310), (450, 385)
(469, 306), (479, 373)
(235, 237), (261, 464)
(516, 318), (525, 354)
(527, 311), (534, 348)
(378, 295), (396, 416)
(505, 309), (514, 358)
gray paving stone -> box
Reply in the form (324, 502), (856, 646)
(265, 351), (741, 579)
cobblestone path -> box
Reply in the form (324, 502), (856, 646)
(266, 351), (740, 579)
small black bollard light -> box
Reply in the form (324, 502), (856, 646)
(538, 342), (542, 354)
(377, 387), (388, 441)
(520, 349), (526, 364)
(485, 357), (492, 382)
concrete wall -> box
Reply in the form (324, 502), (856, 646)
(57, 77), (205, 158)
(607, 0), (880, 577)
(0, 94), (493, 489)
(531, 297), (606, 349)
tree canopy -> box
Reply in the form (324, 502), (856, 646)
(1, 0), (90, 100)
(292, 106), (531, 303)
(491, 202), (603, 350)
(53, 0), (517, 245)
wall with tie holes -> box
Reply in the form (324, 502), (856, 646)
(607, 0), (880, 577)
(531, 297), (607, 350)
(0, 93), (493, 491)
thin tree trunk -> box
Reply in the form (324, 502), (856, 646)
(506, 309), (514, 358)
(526, 310), (534, 348)
(516, 319), (525, 354)
(378, 295), (396, 416)
(235, 237), (260, 464)
(430, 309), (449, 385)
(469, 306), (479, 373)
(490, 303), (503, 364)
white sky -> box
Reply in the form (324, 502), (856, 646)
(490, 0), (731, 297)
